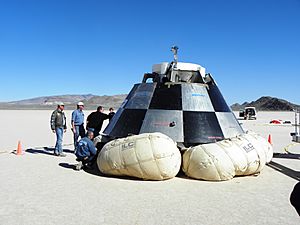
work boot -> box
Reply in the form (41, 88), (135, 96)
(75, 161), (83, 171)
(58, 153), (66, 157)
(83, 163), (93, 170)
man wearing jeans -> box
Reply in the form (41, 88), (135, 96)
(75, 131), (97, 171)
(50, 102), (67, 157)
(72, 101), (85, 152)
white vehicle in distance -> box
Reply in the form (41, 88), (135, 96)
(239, 107), (257, 120)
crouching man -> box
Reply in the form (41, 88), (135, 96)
(75, 131), (97, 171)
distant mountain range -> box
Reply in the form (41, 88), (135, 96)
(231, 96), (300, 111)
(0, 94), (299, 111)
(0, 94), (127, 110)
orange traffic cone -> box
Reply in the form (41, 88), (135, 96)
(268, 134), (272, 145)
(16, 141), (23, 155)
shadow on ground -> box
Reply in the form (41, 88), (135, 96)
(43, 147), (74, 154)
(26, 147), (74, 156)
(59, 162), (77, 170)
(273, 152), (300, 160)
(57, 162), (189, 181)
(58, 162), (128, 179)
(268, 160), (300, 181)
(84, 165), (141, 181)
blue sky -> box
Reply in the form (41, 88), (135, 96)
(0, 0), (299, 105)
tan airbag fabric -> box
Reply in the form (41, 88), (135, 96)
(182, 132), (273, 181)
(97, 133), (181, 180)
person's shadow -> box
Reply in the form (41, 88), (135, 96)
(26, 147), (74, 156)
(43, 147), (74, 154)
(59, 162), (77, 170)
(273, 152), (300, 160)
(26, 148), (54, 156)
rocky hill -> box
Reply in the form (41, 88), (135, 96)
(0, 94), (127, 110)
(1, 94), (298, 111)
(7, 94), (95, 105)
(231, 96), (300, 111)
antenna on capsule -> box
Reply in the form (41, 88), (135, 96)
(171, 46), (179, 68)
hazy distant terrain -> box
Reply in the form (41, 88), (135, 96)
(0, 94), (127, 110)
(0, 94), (299, 111)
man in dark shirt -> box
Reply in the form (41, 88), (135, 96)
(86, 106), (109, 137)
(108, 107), (115, 122)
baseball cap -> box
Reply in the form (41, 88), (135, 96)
(77, 101), (84, 106)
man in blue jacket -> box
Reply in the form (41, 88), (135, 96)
(75, 131), (97, 171)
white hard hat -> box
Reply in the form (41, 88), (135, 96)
(57, 102), (64, 106)
(77, 101), (84, 106)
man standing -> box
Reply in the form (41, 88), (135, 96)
(86, 106), (109, 137)
(108, 107), (115, 122)
(72, 101), (85, 151)
(50, 102), (67, 157)
(75, 131), (97, 171)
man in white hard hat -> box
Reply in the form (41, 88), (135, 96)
(71, 101), (85, 151)
(50, 102), (67, 156)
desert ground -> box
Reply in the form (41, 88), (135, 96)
(0, 110), (299, 225)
